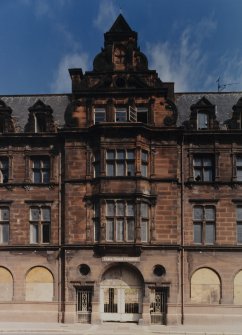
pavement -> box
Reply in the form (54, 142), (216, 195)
(0, 322), (242, 335)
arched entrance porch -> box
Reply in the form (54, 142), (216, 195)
(100, 263), (144, 322)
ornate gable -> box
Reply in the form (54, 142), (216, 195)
(68, 14), (172, 97)
(24, 99), (56, 133)
(0, 100), (15, 133)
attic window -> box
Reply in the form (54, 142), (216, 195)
(137, 107), (148, 123)
(128, 106), (148, 123)
(197, 112), (208, 129)
(94, 108), (106, 124)
(34, 113), (46, 132)
(115, 107), (127, 122)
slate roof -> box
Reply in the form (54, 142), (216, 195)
(175, 92), (242, 127)
(1, 91), (242, 131)
(0, 94), (70, 132)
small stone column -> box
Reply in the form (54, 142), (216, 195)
(91, 284), (101, 324)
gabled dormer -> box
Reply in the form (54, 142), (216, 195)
(226, 97), (242, 129)
(24, 100), (56, 133)
(0, 100), (15, 133)
(183, 97), (219, 130)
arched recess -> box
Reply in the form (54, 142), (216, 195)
(191, 268), (221, 304)
(234, 270), (242, 304)
(100, 263), (144, 322)
(0, 267), (13, 301)
(25, 266), (54, 302)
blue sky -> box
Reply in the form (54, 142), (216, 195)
(0, 0), (242, 94)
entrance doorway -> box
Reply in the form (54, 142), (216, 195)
(100, 264), (143, 322)
(150, 287), (169, 324)
(76, 287), (92, 323)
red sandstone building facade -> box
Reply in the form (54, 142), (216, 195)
(0, 15), (242, 325)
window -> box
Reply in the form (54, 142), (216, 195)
(193, 206), (215, 244)
(30, 206), (51, 244)
(141, 202), (149, 242)
(115, 107), (127, 122)
(137, 107), (148, 123)
(0, 117), (5, 133)
(106, 149), (135, 176)
(0, 158), (8, 183)
(237, 207), (242, 244)
(106, 201), (135, 242)
(94, 108), (106, 124)
(93, 152), (100, 177)
(128, 106), (148, 123)
(94, 202), (100, 242)
(193, 155), (214, 182)
(32, 157), (50, 183)
(236, 157), (242, 181)
(94, 200), (149, 243)
(141, 150), (148, 177)
(197, 112), (208, 129)
(34, 113), (46, 132)
(0, 207), (9, 244)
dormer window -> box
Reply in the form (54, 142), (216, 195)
(228, 97), (242, 129)
(184, 97), (219, 131)
(197, 112), (208, 129)
(34, 113), (46, 132)
(25, 100), (56, 133)
(0, 100), (15, 133)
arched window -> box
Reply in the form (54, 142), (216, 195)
(25, 266), (54, 301)
(0, 267), (13, 301)
(191, 268), (220, 304)
(234, 270), (242, 304)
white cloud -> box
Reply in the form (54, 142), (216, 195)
(21, 0), (70, 18)
(35, 0), (50, 17)
(93, 0), (118, 31)
(147, 17), (217, 92)
(51, 53), (90, 93)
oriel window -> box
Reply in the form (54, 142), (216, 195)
(106, 149), (135, 177)
(105, 200), (135, 242)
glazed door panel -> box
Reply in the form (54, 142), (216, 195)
(101, 286), (142, 322)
